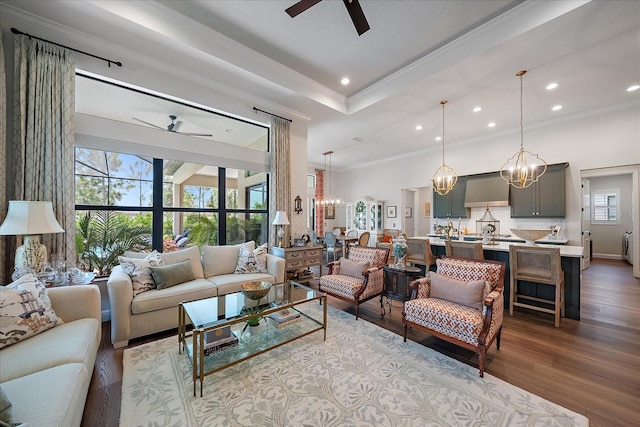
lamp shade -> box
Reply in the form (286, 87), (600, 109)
(272, 211), (290, 226)
(0, 201), (65, 235)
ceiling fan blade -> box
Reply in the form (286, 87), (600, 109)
(343, 0), (369, 35)
(285, 0), (322, 18)
(171, 120), (184, 133)
(132, 117), (165, 130)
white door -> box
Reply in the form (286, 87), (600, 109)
(581, 178), (591, 269)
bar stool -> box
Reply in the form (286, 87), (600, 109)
(444, 240), (484, 260)
(406, 238), (437, 273)
(509, 245), (565, 327)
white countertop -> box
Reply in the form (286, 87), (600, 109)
(413, 236), (583, 258)
(425, 233), (568, 245)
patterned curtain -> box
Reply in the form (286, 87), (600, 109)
(0, 28), (7, 283)
(12, 34), (76, 265)
(268, 116), (291, 248)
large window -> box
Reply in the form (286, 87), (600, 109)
(591, 189), (619, 225)
(75, 150), (269, 274)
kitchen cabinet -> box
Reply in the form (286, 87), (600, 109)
(510, 163), (567, 218)
(433, 177), (468, 218)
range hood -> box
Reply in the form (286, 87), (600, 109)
(464, 174), (510, 207)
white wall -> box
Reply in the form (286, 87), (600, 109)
(336, 105), (640, 246)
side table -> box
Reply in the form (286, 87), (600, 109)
(271, 245), (323, 282)
(380, 264), (422, 316)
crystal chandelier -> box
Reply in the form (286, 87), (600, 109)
(432, 100), (458, 196)
(316, 151), (345, 207)
(500, 70), (547, 189)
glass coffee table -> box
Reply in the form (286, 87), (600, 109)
(178, 280), (326, 396)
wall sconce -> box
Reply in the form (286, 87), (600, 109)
(294, 195), (303, 215)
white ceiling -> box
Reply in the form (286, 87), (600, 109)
(2, 0), (639, 170)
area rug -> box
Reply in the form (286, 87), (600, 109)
(120, 303), (588, 426)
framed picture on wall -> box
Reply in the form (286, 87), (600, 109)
(387, 206), (397, 218)
(325, 204), (335, 219)
(423, 202), (430, 217)
(405, 207), (412, 218)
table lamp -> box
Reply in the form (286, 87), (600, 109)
(272, 211), (290, 248)
(0, 201), (65, 273)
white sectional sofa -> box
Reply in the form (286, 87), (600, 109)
(107, 242), (285, 348)
(0, 284), (101, 427)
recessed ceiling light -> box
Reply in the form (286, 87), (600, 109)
(627, 84), (640, 92)
(225, 129), (232, 133)
(341, 77), (350, 85)
(415, 125), (423, 130)
(546, 82), (558, 90)
(435, 136), (442, 141)
(552, 105), (563, 111)
(488, 122), (496, 128)
(352, 137), (362, 142)
(473, 106), (482, 112)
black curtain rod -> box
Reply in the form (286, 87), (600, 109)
(253, 107), (292, 123)
(11, 27), (122, 68)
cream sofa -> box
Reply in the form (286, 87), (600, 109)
(107, 243), (285, 348)
(0, 285), (101, 427)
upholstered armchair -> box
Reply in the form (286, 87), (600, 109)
(319, 246), (389, 319)
(403, 256), (506, 377)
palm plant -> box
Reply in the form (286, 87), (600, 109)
(76, 211), (151, 276)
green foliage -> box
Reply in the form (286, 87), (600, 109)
(76, 211), (151, 276)
(184, 214), (218, 246)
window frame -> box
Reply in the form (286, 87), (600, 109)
(591, 189), (620, 225)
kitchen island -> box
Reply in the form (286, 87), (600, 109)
(414, 237), (583, 320)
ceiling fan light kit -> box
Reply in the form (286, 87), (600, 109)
(286, 0), (370, 36)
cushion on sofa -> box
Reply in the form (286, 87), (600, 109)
(159, 245), (204, 279)
(428, 272), (486, 311)
(207, 273), (276, 296)
(0, 385), (13, 426)
(0, 274), (64, 350)
(202, 242), (253, 277)
(118, 251), (164, 296)
(150, 259), (195, 289)
(235, 242), (268, 274)
(338, 258), (370, 278)
(131, 278), (216, 315)
(0, 317), (100, 383)
(2, 363), (89, 427)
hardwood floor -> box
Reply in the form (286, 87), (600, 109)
(82, 259), (640, 426)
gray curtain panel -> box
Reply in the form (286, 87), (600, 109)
(12, 34), (76, 266)
(268, 116), (291, 248)
(0, 27), (7, 283)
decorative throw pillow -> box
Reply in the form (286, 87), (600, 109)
(0, 274), (64, 350)
(339, 258), (370, 278)
(150, 259), (195, 290)
(118, 251), (164, 296)
(235, 242), (269, 274)
(429, 272), (486, 310)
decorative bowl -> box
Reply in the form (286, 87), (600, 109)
(241, 281), (272, 300)
(510, 228), (551, 244)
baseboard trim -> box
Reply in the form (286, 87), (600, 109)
(592, 253), (624, 260)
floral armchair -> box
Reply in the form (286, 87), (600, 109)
(319, 246), (389, 319)
(402, 256), (506, 377)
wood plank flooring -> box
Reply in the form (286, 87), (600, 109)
(81, 259), (640, 426)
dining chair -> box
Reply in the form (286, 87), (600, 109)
(324, 232), (340, 262)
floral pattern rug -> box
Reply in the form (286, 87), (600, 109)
(120, 303), (588, 426)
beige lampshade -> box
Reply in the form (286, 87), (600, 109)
(0, 201), (65, 236)
(272, 211), (290, 226)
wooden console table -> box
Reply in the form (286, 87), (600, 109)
(272, 245), (323, 282)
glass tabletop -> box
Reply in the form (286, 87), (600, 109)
(181, 280), (319, 329)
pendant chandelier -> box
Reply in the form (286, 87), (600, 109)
(500, 70), (547, 189)
(432, 100), (458, 196)
(316, 150), (345, 207)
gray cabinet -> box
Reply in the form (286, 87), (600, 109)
(433, 177), (468, 218)
(510, 163), (567, 217)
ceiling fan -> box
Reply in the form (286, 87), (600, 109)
(286, 0), (370, 36)
(132, 115), (213, 137)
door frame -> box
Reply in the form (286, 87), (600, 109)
(581, 165), (639, 278)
